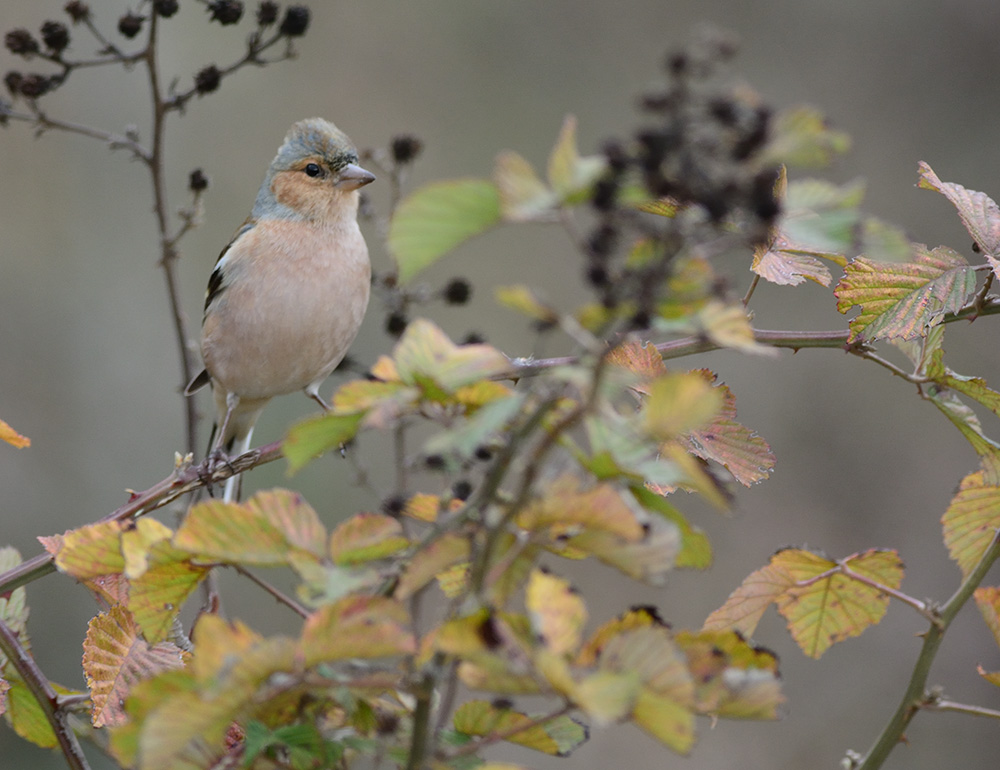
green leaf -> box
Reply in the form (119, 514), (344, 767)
(629, 486), (712, 569)
(284, 410), (365, 473)
(388, 179), (501, 283)
(781, 178), (863, 255)
(835, 245), (976, 342)
(423, 392), (525, 461)
(763, 106), (851, 168)
(919, 161), (1000, 278)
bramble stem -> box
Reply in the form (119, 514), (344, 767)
(0, 618), (91, 770)
(852, 530), (1000, 770)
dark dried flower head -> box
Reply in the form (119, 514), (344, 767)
(18, 74), (52, 99)
(390, 134), (423, 164)
(451, 480), (473, 501)
(117, 12), (144, 39)
(385, 311), (408, 337)
(40, 22), (70, 53)
(380, 495), (406, 517)
(443, 277), (471, 305)
(189, 168), (209, 192)
(461, 331), (486, 345)
(279, 5), (310, 36)
(256, 1), (278, 25)
(207, 0), (244, 25)
(424, 453), (446, 470)
(5, 29), (39, 56)
(64, 1), (90, 23)
(591, 177), (619, 212)
(587, 222), (618, 258)
(194, 65), (221, 94)
(153, 0), (180, 18)
(4, 71), (24, 97)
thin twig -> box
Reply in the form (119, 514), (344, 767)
(795, 563), (938, 625)
(742, 273), (761, 306)
(232, 566), (310, 618)
(921, 698), (1000, 720)
(0, 618), (91, 770)
(439, 702), (574, 760)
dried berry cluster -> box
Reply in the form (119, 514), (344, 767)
(2, 1), (311, 104)
(584, 31), (781, 329)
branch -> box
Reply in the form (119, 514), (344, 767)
(922, 698), (1000, 721)
(0, 617), (91, 770)
(852, 529), (1000, 770)
(232, 565), (309, 618)
(0, 441), (284, 595)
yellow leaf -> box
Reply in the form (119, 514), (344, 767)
(607, 340), (667, 392)
(643, 372), (724, 440)
(494, 150), (556, 221)
(517, 475), (644, 541)
(526, 570), (587, 656)
(942, 470), (1000, 577)
(394, 532), (470, 600)
(329, 512), (408, 565)
(495, 284), (558, 323)
(301, 596), (414, 665)
(83, 606), (185, 727)
(547, 114), (606, 200)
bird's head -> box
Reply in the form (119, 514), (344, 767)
(253, 117), (375, 222)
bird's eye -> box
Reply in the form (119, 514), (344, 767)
(304, 163), (323, 178)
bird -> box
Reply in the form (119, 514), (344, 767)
(185, 118), (375, 501)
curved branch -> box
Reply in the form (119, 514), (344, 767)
(0, 441), (283, 595)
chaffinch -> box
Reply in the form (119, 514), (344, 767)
(186, 118), (375, 500)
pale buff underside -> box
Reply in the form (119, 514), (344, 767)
(202, 217), (370, 443)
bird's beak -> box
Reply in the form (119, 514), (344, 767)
(336, 163), (376, 191)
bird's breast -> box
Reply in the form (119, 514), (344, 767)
(202, 218), (371, 399)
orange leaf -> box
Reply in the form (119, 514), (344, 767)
(0, 418), (30, 448)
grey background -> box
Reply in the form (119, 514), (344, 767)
(2, 1), (1000, 768)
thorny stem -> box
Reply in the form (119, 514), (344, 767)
(852, 529), (1000, 770)
(0, 441), (283, 595)
(0, 617), (91, 770)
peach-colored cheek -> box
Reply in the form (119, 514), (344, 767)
(271, 171), (313, 212)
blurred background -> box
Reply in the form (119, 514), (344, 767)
(3, 0), (1000, 768)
